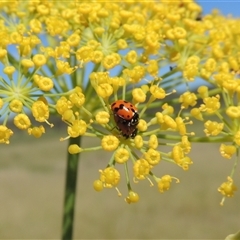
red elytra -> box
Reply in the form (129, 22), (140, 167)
(111, 100), (138, 121)
(111, 100), (139, 138)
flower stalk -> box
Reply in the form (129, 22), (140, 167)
(62, 136), (81, 240)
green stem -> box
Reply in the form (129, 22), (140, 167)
(62, 136), (81, 240)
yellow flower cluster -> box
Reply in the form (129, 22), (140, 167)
(56, 70), (193, 203)
(0, 0), (239, 204)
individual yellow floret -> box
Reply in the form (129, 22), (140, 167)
(96, 83), (113, 98)
(179, 91), (197, 108)
(199, 95), (221, 114)
(219, 144), (236, 159)
(67, 119), (87, 137)
(32, 100), (50, 122)
(218, 177), (237, 199)
(126, 50), (137, 64)
(99, 167), (120, 188)
(125, 191), (139, 204)
(226, 106), (240, 118)
(32, 54), (47, 67)
(101, 135), (120, 151)
(150, 85), (166, 99)
(0, 125), (14, 144)
(114, 148), (129, 164)
(148, 134), (158, 149)
(137, 119), (148, 132)
(95, 111), (110, 124)
(133, 159), (150, 180)
(14, 113), (31, 130)
(233, 131), (240, 146)
(204, 120), (224, 136)
(144, 148), (161, 166)
(28, 125), (45, 138)
(68, 144), (83, 154)
(157, 175), (179, 193)
(9, 99), (23, 113)
(134, 135), (144, 149)
(3, 66), (15, 79)
(132, 88), (146, 103)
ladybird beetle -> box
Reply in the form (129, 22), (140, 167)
(111, 100), (139, 138)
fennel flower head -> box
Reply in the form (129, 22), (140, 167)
(0, 1), (239, 204)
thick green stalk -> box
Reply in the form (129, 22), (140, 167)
(62, 136), (81, 240)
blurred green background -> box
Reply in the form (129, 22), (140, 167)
(0, 126), (239, 239)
